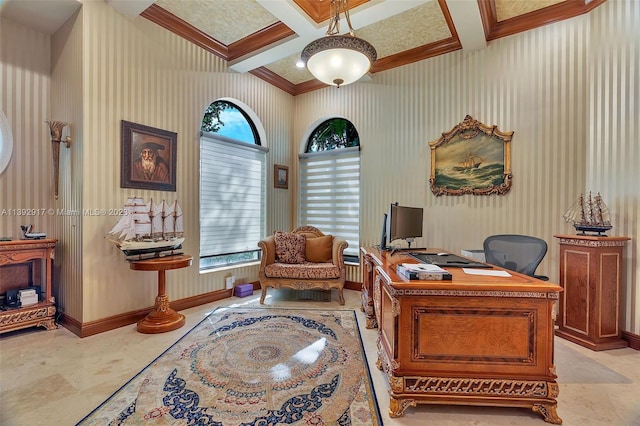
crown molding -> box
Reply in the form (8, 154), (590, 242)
(478, 0), (608, 41)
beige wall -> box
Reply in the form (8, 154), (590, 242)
(76, 2), (294, 322)
(1, 1), (638, 334)
(50, 8), (83, 320)
(293, 1), (639, 334)
(1, 3), (295, 323)
(0, 18), (53, 237)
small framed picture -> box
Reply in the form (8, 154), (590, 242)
(274, 164), (288, 189)
(121, 120), (177, 191)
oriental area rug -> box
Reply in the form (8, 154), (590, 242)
(77, 307), (382, 425)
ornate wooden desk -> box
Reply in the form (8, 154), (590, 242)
(361, 247), (563, 424)
(0, 239), (57, 333)
(129, 254), (192, 334)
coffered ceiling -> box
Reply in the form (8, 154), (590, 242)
(1, 0), (606, 95)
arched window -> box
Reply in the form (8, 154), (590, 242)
(201, 100), (259, 144)
(199, 100), (268, 270)
(299, 118), (360, 261)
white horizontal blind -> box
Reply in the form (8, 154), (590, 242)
(299, 147), (360, 258)
(200, 133), (267, 257)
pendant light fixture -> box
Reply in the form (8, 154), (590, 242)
(300, 0), (377, 88)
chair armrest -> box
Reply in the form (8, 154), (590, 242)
(533, 274), (549, 281)
(331, 238), (348, 268)
(258, 236), (276, 268)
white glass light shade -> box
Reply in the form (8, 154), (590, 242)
(301, 35), (377, 87)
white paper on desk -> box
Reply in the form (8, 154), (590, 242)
(463, 268), (512, 277)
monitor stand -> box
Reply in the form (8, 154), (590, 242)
(403, 239), (426, 250)
(405, 238), (414, 249)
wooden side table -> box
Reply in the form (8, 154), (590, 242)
(129, 254), (192, 334)
(554, 235), (630, 350)
(0, 239), (58, 333)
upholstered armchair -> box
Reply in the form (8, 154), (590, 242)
(257, 226), (348, 305)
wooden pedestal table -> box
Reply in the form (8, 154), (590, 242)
(129, 254), (192, 334)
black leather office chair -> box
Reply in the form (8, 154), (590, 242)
(483, 234), (549, 281)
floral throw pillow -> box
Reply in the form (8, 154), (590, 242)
(274, 231), (306, 264)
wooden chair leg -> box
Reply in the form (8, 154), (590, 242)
(260, 287), (267, 304)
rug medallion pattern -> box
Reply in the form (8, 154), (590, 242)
(78, 308), (381, 425)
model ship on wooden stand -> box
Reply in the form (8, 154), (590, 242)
(563, 191), (612, 236)
(106, 197), (184, 260)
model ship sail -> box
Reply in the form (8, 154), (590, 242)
(108, 197), (145, 241)
(106, 197), (185, 259)
(563, 191), (612, 235)
(173, 201), (184, 237)
(162, 200), (175, 236)
(149, 199), (163, 238)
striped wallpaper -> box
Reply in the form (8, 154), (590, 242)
(1, 0), (638, 334)
(294, 0), (639, 334)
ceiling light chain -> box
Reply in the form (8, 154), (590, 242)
(326, 0), (356, 37)
(300, 0), (377, 88)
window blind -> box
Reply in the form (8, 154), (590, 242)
(200, 132), (267, 258)
(299, 147), (360, 258)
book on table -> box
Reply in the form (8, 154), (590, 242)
(396, 263), (452, 280)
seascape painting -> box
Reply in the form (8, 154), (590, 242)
(434, 133), (504, 189)
(429, 115), (513, 196)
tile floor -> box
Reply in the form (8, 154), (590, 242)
(1, 288), (639, 426)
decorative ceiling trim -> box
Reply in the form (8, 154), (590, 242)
(249, 67), (297, 95)
(228, 22), (295, 62)
(249, 67), (327, 96)
(292, 0), (370, 24)
(373, 0), (461, 73)
(294, 79), (330, 95)
(141, 4), (228, 58)
(478, 0), (608, 41)
(141, 4), (295, 63)
(141, 0), (608, 96)
(373, 37), (462, 73)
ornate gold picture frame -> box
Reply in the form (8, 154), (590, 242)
(429, 115), (513, 196)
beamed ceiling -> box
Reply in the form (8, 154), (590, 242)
(1, 0), (607, 95)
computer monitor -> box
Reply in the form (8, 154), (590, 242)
(379, 213), (389, 251)
(386, 203), (423, 249)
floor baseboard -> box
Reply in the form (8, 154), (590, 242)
(59, 281), (361, 337)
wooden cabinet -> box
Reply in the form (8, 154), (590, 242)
(554, 235), (630, 351)
(361, 246), (563, 424)
(0, 239), (57, 333)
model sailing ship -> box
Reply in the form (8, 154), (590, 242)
(106, 197), (184, 259)
(459, 152), (484, 169)
(563, 191), (612, 236)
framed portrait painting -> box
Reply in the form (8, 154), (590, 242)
(429, 115), (513, 196)
(274, 164), (288, 189)
(121, 120), (177, 191)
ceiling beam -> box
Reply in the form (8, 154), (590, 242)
(445, 0), (486, 52)
(232, 0), (431, 74)
(106, 0), (154, 17)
